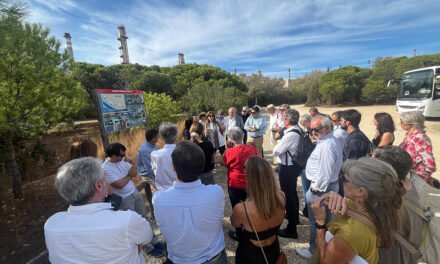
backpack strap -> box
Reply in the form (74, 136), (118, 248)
(403, 198), (430, 222)
(284, 128), (303, 165)
(392, 233), (423, 260)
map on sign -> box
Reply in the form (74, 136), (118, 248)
(96, 89), (147, 134)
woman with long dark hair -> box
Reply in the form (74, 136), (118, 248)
(372, 112), (395, 147)
(189, 121), (216, 185)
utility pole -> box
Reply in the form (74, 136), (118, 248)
(413, 49), (417, 57)
(368, 60), (371, 69)
(117, 25), (130, 64)
(288, 68), (291, 88)
(64, 33), (74, 61)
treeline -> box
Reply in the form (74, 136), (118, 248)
(298, 54), (440, 106)
(72, 62), (248, 117)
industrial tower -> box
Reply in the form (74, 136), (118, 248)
(117, 25), (130, 64)
(178, 53), (185, 65)
(64, 33), (74, 61)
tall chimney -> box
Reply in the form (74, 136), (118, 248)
(178, 53), (185, 65)
(64, 33), (74, 61)
(117, 25), (130, 64)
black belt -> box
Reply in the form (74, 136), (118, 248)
(165, 249), (224, 264)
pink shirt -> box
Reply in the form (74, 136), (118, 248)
(400, 130), (436, 180)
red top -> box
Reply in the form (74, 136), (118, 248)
(223, 144), (259, 189)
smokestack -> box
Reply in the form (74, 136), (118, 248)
(178, 53), (185, 65)
(117, 25), (130, 64)
(64, 33), (74, 61)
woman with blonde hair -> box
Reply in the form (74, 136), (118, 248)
(399, 111), (438, 188)
(310, 158), (406, 263)
(231, 156), (285, 264)
(189, 121), (216, 185)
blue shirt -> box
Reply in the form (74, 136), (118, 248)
(244, 114), (268, 137)
(305, 133), (343, 192)
(153, 180), (225, 264)
(137, 141), (157, 177)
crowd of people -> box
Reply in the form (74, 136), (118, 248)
(43, 104), (438, 264)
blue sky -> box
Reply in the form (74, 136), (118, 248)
(25, 0), (440, 79)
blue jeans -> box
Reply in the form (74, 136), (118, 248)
(301, 169), (311, 207)
(306, 180), (339, 252)
(203, 249), (227, 264)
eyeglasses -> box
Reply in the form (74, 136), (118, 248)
(310, 126), (325, 133)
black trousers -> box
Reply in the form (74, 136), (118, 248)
(279, 164), (301, 232)
(228, 186), (247, 237)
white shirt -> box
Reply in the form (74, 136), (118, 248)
(333, 126), (348, 150)
(44, 203), (153, 264)
(102, 159), (135, 198)
(273, 126), (300, 165)
(153, 180), (225, 264)
(228, 117), (236, 131)
(306, 133), (343, 192)
(151, 144), (177, 191)
(269, 111), (283, 130)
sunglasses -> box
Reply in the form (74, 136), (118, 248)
(310, 126), (324, 133)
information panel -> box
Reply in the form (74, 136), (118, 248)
(96, 89), (147, 135)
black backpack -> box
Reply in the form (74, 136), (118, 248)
(285, 129), (316, 168)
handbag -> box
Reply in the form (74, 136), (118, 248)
(243, 201), (287, 264)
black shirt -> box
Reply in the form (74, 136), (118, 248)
(197, 141), (215, 172)
(343, 129), (372, 161)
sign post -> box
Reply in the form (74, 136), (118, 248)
(93, 89), (147, 149)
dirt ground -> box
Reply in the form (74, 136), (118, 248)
(1, 104), (439, 264)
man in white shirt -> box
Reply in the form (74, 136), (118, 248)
(273, 109), (302, 239)
(102, 142), (145, 217)
(151, 122), (178, 191)
(154, 141), (226, 264)
(45, 157), (153, 264)
(267, 104), (283, 149)
(296, 115), (343, 259)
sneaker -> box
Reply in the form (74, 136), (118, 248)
(296, 248), (312, 259)
(144, 241), (167, 258)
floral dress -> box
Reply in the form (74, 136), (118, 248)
(399, 130), (437, 181)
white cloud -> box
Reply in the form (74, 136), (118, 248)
(25, 0), (440, 77)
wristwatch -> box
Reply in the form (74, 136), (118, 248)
(315, 222), (327, 229)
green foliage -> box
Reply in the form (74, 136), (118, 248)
(181, 82), (247, 114)
(319, 66), (372, 104)
(144, 93), (180, 129)
(131, 71), (173, 94)
(0, 12), (87, 138)
(239, 73), (285, 105)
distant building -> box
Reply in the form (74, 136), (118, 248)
(64, 33), (74, 61)
(178, 53), (185, 65)
(117, 25), (130, 64)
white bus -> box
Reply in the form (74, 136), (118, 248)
(394, 66), (440, 117)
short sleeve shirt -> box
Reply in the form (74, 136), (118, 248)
(328, 214), (378, 264)
(222, 144), (259, 189)
(102, 159), (135, 198)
